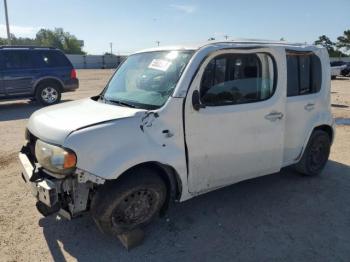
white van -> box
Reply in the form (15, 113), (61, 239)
(19, 40), (335, 236)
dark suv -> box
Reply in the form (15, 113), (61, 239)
(0, 46), (79, 105)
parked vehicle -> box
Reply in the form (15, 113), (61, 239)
(19, 40), (335, 237)
(330, 61), (347, 79)
(340, 62), (350, 76)
(0, 46), (78, 105)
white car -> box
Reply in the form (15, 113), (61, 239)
(19, 40), (335, 237)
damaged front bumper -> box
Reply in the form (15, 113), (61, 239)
(19, 147), (104, 219)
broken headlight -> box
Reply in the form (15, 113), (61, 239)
(35, 140), (77, 174)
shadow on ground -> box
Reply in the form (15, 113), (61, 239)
(39, 160), (350, 262)
(0, 100), (72, 121)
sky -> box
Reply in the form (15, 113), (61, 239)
(1, 0), (350, 55)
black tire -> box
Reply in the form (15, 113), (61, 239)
(295, 130), (331, 176)
(35, 82), (62, 105)
(90, 167), (167, 235)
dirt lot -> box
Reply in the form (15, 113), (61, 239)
(0, 70), (349, 262)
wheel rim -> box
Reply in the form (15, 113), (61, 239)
(41, 87), (58, 104)
(112, 188), (160, 227)
(308, 137), (329, 173)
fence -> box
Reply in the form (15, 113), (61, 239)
(66, 54), (127, 69)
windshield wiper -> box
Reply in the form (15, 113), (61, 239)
(101, 97), (136, 108)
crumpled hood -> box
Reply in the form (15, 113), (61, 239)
(28, 98), (144, 144)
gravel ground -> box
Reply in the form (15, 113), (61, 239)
(0, 70), (349, 262)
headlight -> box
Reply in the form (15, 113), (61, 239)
(35, 140), (77, 174)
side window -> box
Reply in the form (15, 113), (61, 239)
(34, 51), (70, 68)
(286, 51), (322, 97)
(200, 53), (275, 106)
(286, 56), (299, 96)
(3, 51), (33, 69)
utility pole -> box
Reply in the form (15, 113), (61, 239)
(110, 42), (113, 54)
(3, 0), (11, 45)
(155, 41), (160, 47)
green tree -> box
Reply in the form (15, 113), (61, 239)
(36, 28), (85, 54)
(314, 35), (335, 51)
(337, 30), (350, 52)
(314, 34), (347, 57)
(1, 28), (85, 54)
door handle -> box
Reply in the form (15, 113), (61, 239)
(304, 103), (315, 111)
(162, 129), (174, 138)
(265, 111), (284, 121)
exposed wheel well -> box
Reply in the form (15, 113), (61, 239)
(313, 125), (334, 143)
(113, 162), (182, 213)
(35, 78), (63, 94)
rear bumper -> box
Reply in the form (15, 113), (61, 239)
(63, 78), (79, 92)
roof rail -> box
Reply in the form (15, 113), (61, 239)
(0, 45), (57, 50)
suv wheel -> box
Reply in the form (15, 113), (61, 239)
(36, 83), (61, 105)
(295, 130), (331, 176)
(90, 167), (166, 235)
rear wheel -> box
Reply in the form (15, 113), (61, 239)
(295, 130), (331, 176)
(90, 167), (166, 235)
(35, 82), (61, 105)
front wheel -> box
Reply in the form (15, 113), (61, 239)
(295, 130), (331, 176)
(90, 167), (167, 235)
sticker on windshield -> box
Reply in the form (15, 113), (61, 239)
(148, 59), (172, 71)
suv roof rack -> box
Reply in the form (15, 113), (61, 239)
(0, 45), (58, 50)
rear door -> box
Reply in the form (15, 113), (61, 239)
(3, 50), (36, 95)
(283, 51), (323, 165)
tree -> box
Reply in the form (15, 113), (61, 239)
(314, 34), (347, 57)
(0, 28), (85, 54)
(36, 28), (85, 54)
(314, 35), (335, 52)
(337, 30), (350, 52)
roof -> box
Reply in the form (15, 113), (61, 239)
(0, 45), (57, 50)
(136, 39), (318, 54)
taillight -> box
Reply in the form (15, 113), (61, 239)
(70, 69), (77, 79)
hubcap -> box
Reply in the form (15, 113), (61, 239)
(41, 87), (58, 103)
(112, 189), (159, 227)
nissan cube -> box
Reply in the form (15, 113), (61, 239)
(19, 40), (335, 237)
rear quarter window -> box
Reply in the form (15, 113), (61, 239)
(33, 50), (71, 68)
(286, 51), (322, 97)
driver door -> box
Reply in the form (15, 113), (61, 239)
(185, 48), (286, 194)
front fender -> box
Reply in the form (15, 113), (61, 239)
(63, 108), (187, 184)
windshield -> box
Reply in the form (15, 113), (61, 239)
(102, 50), (194, 109)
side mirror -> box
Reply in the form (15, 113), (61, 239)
(192, 90), (205, 111)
